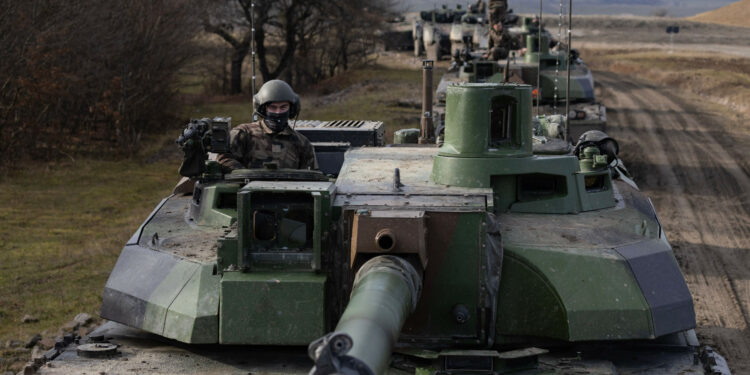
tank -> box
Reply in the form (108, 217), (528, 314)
(437, 33), (606, 142)
(418, 4), (465, 24)
(415, 3), (519, 61)
(32, 83), (730, 375)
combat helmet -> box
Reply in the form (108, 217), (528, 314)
(253, 80), (301, 118)
(574, 129), (619, 164)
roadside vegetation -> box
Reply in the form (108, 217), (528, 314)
(584, 49), (750, 121)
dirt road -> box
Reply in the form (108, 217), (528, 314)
(596, 71), (750, 374)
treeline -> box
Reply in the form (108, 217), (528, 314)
(0, 0), (198, 163)
(0, 0), (389, 167)
(204, 0), (389, 93)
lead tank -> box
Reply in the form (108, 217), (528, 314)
(35, 82), (729, 375)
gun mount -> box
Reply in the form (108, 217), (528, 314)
(176, 117), (230, 178)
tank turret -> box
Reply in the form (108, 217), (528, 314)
(433, 83), (613, 214)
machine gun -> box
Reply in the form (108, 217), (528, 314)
(176, 117), (231, 178)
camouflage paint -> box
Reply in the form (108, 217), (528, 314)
(100, 244), (220, 344)
(219, 271), (326, 345)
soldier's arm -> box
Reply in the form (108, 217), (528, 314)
(216, 127), (248, 172)
(513, 35), (521, 49)
(300, 140), (319, 170)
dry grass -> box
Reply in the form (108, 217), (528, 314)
(690, 0), (750, 28)
(584, 48), (750, 121)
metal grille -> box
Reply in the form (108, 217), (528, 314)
(322, 120), (365, 128)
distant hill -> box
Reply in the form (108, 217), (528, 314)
(689, 0), (750, 28)
(398, 0), (736, 17)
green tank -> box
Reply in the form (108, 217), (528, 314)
(419, 5), (466, 24)
(34, 83), (729, 375)
(438, 34), (606, 142)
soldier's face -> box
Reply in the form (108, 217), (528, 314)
(267, 101), (291, 114)
(494, 23), (502, 32)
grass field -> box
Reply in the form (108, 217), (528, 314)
(0, 134), (180, 371)
(0, 62), (426, 372)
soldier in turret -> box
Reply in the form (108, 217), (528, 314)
(470, 0), (486, 15)
(217, 80), (318, 172)
(483, 21), (520, 60)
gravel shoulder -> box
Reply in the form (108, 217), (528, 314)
(596, 70), (750, 374)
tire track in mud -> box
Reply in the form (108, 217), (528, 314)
(631, 83), (750, 333)
(595, 71), (750, 373)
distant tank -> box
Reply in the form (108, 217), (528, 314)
(382, 13), (421, 53)
(507, 15), (551, 46)
(419, 4), (466, 24)
(415, 3), (519, 61)
(34, 70), (730, 374)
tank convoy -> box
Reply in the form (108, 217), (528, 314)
(413, 3), (520, 62)
(30, 58), (731, 374)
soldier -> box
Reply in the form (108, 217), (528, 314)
(470, 0), (486, 15)
(529, 15), (541, 31)
(217, 80), (318, 172)
(484, 21), (519, 60)
(488, 0), (507, 26)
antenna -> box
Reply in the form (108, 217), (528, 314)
(553, 0), (563, 115)
(535, 0), (542, 116)
(564, 0), (572, 141)
(251, 2), (257, 105)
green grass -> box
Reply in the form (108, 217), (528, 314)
(0, 158), (179, 342)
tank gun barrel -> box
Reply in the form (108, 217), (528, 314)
(309, 256), (422, 375)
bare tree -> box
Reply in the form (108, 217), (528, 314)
(0, 0), (199, 166)
(204, 0), (389, 93)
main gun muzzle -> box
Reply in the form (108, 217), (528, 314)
(309, 255), (422, 375)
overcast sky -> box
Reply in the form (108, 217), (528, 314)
(399, 0), (738, 17)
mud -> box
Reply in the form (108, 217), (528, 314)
(596, 70), (750, 374)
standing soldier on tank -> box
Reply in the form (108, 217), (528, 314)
(488, 0), (507, 26)
(217, 80), (318, 172)
(469, 0), (486, 15)
(483, 21), (519, 60)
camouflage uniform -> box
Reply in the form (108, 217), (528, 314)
(488, 0), (507, 25)
(488, 28), (519, 60)
(217, 120), (318, 171)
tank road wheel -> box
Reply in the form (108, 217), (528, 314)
(426, 43), (441, 61)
